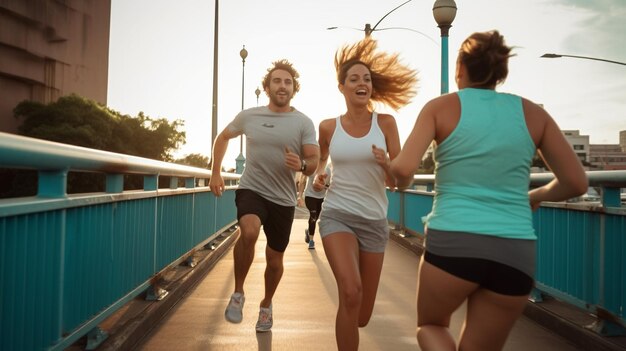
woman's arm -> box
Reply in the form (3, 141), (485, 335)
(390, 101), (437, 189)
(526, 101), (587, 208)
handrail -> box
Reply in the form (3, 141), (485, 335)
(0, 131), (239, 179)
(0, 131), (239, 350)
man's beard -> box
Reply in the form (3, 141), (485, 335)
(269, 91), (291, 107)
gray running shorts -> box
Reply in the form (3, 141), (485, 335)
(319, 208), (389, 253)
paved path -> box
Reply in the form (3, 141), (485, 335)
(137, 214), (581, 350)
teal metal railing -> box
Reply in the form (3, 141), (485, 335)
(0, 132), (239, 350)
(387, 171), (626, 335)
(2, 129), (625, 349)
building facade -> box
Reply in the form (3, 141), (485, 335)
(562, 130), (590, 163)
(0, 0), (111, 134)
(589, 144), (626, 170)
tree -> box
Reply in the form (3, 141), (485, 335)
(418, 152), (435, 174)
(14, 94), (186, 161)
(3, 94), (188, 197)
(175, 153), (210, 168)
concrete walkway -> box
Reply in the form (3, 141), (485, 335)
(134, 211), (581, 351)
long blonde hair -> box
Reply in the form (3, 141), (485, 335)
(334, 38), (418, 110)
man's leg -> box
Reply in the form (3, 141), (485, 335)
(233, 214), (262, 294)
(259, 246), (285, 308)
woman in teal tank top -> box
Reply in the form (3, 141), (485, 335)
(391, 30), (587, 351)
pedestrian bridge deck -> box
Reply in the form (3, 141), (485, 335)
(121, 213), (582, 351)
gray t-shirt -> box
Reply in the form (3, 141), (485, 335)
(227, 106), (318, 206)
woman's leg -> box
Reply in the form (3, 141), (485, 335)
(357, 251), (385, 327)
(459, 288), (529, 351)
(322, 232), (361, 351)
(416, 257), (479, 351)
(305, 197), (322, 236)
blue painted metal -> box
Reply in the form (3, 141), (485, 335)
(106, 174), (124, 193)
(2, 131), (625, 348)
(85, 326), (108, 350)
(0, 132), (239, 351)
(386, 191), (402, 226)
(441, 35), (449, 94)
(156, 194), (194, 271)
(603, 187), (621, 208)
(39, 170), (68, 197)
(404, 191), (433, 236)
(236, 153), (245, 174)
(396, 171), (626, 334)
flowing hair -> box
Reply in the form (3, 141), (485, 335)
(334, 38), (418, 111)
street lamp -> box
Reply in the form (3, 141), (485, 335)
(255, 86), (261, 106)
(211, 0), (219, 151)
(432, 0), (457, 95)
(540, 53), (626, 66)
(326, 0), (437, 43)
(235, 45), (248, 174)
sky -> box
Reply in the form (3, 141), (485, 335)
(108, 0), (626, 169)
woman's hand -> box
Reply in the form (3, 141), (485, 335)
(313, 173), (328, 192)
(372, 144), (390, 170)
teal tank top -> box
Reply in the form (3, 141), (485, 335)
(424, 88), (537, 240)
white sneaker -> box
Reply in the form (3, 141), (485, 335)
(224, 292), (245, 323)
(255, 304), (273, 332)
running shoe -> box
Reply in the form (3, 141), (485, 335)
(224, 292), (245, 323)
(255, 304), (273, 332)
(308, 239), (315, 250)
(304, 229), (310, 243)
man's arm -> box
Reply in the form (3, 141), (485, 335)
(210, 127), (240, 196)
(300, 144), (320, 176)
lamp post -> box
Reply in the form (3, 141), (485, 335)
(326, 0), (438, 43)
(211, 0), (219, 151)
(432, 0), (457, 95)
(235, 45), (248, 174)
(255, 86), (261, 106)
(540, 53), (626, 66)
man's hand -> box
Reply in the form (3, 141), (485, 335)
(284, 146), (302, 171)
(209, 173), (225, 197)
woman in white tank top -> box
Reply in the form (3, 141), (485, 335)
(313, 38), (417, 351)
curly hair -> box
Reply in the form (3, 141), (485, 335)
(458, 30), (515, 88)
(261, 59), (301, 96)
(334, 38), (417, 111)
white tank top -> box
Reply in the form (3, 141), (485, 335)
(322, 112), (388, 220)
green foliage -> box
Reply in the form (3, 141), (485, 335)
(531, 152), (547, 170)
(4, 94), (188, 198)
(13, 94), (186, 161)
(417, 152), (435, 174)
(175, 153), (210, 168)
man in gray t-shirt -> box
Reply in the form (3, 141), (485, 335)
(210, 59), (319, 332)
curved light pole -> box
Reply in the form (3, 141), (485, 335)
(541, 53), (626, 66)
(211, 0), (219, 151)
(326, 0), (434, 41)
(432, 0), (457, 95)
(235, 45), (248, 174)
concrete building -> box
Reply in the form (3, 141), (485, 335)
(620, 130), (626, 153)
(589, 144), (626, 170)
(562, 130), (590, 163)
(0, 0), (111, 134)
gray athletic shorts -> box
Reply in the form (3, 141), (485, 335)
(319, 208), (389, 253)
